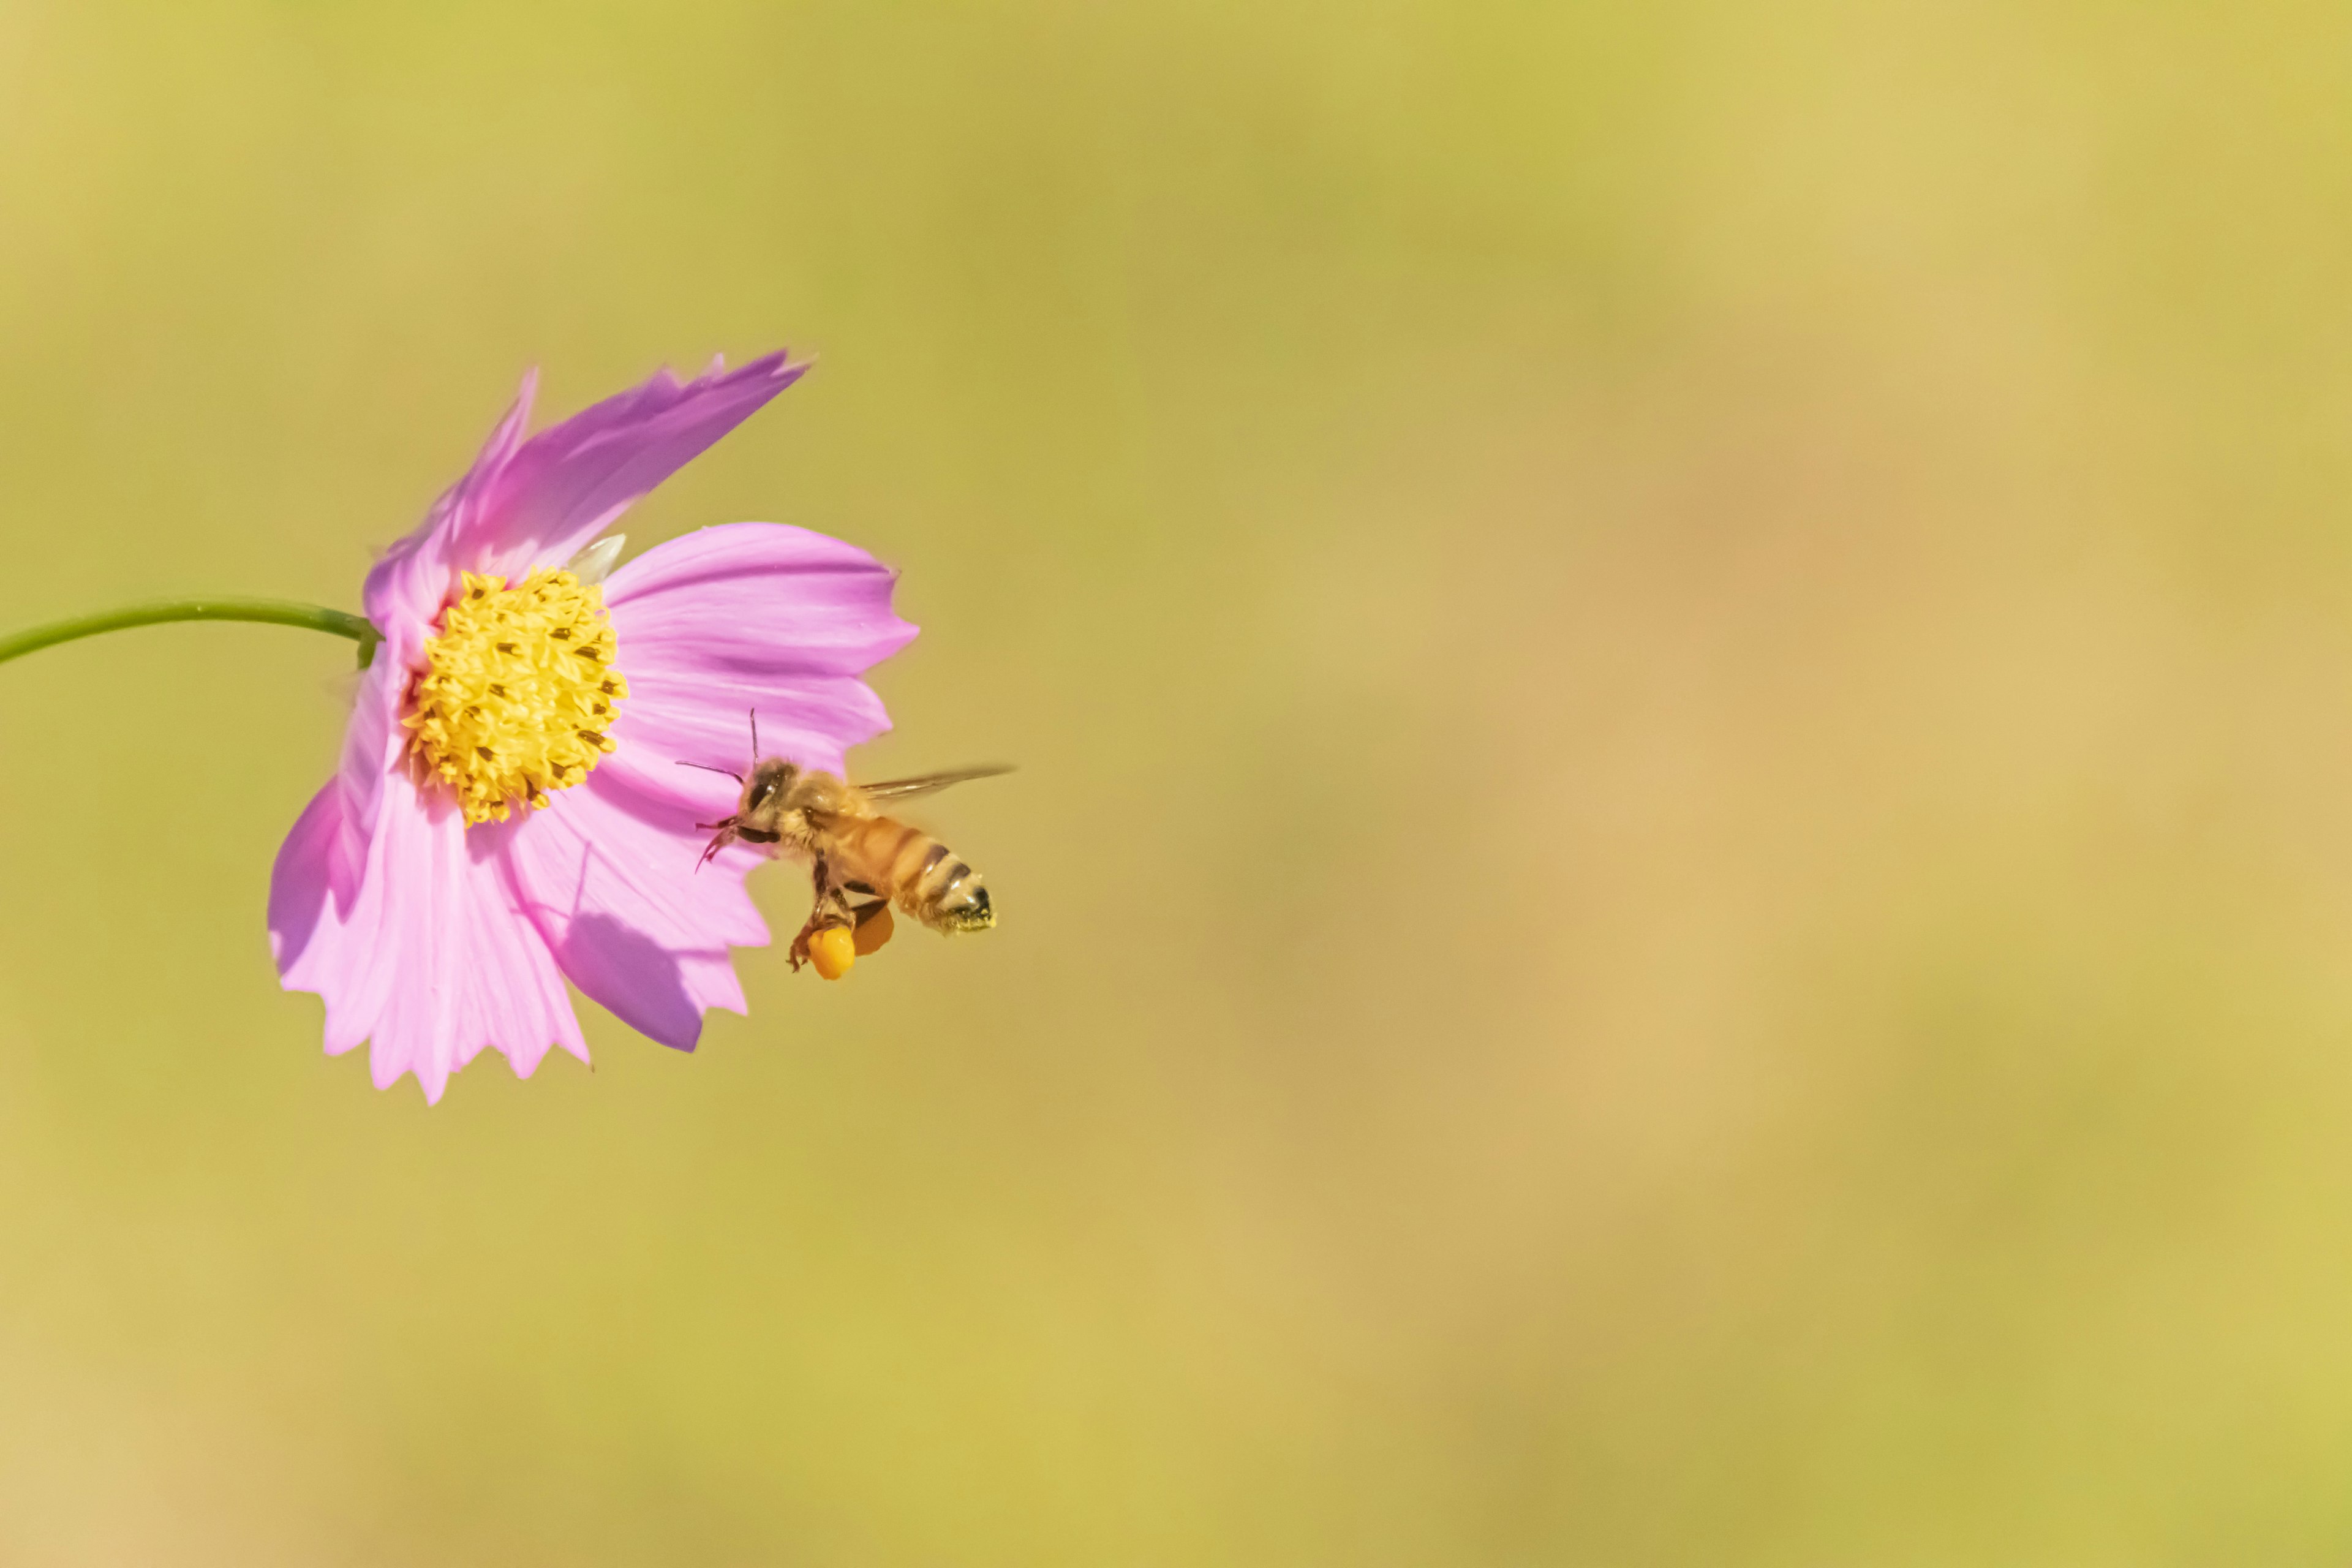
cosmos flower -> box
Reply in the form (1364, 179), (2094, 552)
(267, 355), (917, 1102)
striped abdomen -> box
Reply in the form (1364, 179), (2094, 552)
(833, 814), (994, 933)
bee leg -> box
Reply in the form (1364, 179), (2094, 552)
(814, 854), (857, 927)
(696, 822), (739, 871)
(788, 854), (856, 972)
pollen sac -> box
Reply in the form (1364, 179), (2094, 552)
(809, 926), (856, 980)
(403, 568), (629, 826)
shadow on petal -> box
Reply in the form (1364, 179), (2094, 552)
(268, 784), (342, 973)
(558, 912), (715, 1052)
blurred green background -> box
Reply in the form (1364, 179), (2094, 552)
(2, 0), (2351, 1561)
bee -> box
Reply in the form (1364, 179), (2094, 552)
(687, 713), (1008, 977)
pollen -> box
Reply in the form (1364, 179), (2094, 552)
(809, 926), (857, 980)
(403, 568), (629, 826)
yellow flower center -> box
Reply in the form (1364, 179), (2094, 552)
(403, 568), (628, 825)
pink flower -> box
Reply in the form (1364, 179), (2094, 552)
(267, 354), (917, 1102)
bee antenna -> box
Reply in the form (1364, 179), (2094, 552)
(676, 760), (745, 783)
(748, 707), (761, 761)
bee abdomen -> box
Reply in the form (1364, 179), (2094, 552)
(858, 815), (994, 933)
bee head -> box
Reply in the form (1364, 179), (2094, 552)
(731, 757), (801, 844)
(742, 758), (798, 812)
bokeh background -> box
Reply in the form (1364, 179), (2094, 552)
(1, 1), (2350, 1561)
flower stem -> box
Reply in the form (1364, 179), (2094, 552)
(0, 598), (381, 669)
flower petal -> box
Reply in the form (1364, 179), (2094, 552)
(498, 772), (772, 1051)
(461, 355), (805, 582)
(363, 373), (537, 657)
(270, 770), (586, 1103)
(603, 521), (918, 774)
(605, 671), (892, 801)
(359, 355), (800, 652)
(270, 782), (386, 1039)
(317, 646), (411, 894)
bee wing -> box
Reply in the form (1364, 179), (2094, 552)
(854, 764), (1015, 804)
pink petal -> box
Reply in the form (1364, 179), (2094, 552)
(497, 773), (772, 1051)
(461, 355), (805, 583)
(605, 521), (916, 676)
(270, 783), (387, 1036)
(605, 670), (891, 797)
(357, 353), (800, 649)
(363, 374), (537, 655)
(318, 647), (411, 897)
(270, 769), (586, 1104)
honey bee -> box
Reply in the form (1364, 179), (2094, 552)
(687, 714), (1008, 977)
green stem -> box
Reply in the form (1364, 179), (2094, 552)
(0, 598), (381, 669)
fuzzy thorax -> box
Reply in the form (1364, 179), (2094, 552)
(404, 568), (628, 824)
